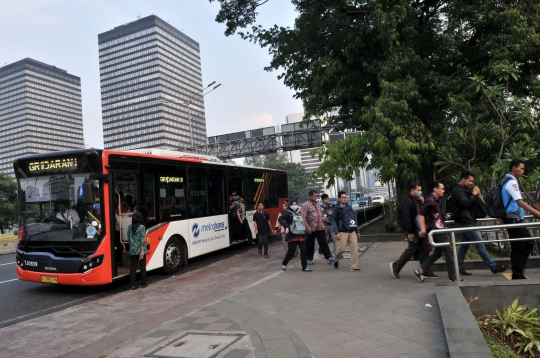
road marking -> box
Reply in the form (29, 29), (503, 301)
(0, 279), (18, 284)
(0, 262), (15, 266)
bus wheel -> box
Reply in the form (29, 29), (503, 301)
(163, 237), (183, 275)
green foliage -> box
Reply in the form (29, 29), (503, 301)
(480, 299), (540, 357)
(482, 330), (522, 358)
(0, 173), (16, 234)
(243, 152), (319, 202)
(210, 0), (540, 199)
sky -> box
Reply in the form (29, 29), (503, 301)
(0, 0), (304, 149)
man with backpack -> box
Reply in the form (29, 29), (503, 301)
(331, 191), (361, 271)
(451, 171), (508, 276)
(390, 182), (435, 279)
(300, 190), (335, 265)
(500, 159), (540, 280)
(320, 194), (337, 255)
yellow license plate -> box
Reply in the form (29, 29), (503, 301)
(41, 275), (58, 284)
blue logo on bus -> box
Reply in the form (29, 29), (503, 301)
(192, 223), (200, 238)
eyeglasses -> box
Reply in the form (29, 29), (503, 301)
(340, 196), (348, 199)
(437, 187), (445, 190)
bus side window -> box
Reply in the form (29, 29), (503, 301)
(141, 173), (156, 225)
(157, 166), (186, 222)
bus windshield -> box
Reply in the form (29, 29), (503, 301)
(17, 174), (105, 256)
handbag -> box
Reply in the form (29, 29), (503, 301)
(471, 196), (488, 219)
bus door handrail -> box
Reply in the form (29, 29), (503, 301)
(427, 219), (540, 281)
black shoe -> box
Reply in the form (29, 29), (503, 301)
(459, 268), (472, 276)
(512, 274), (526, 280)
(390, 262), (400, 279)
(493, 265), (509, 274)
(333, 260), (339, 269)
(423, 271), (439, 278)
(258, 249), (262, 255)
(350, 268), (361, 272)
(131, 285), (138, 290)
(141, 283), (147, 288)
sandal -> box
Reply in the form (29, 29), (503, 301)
(264, 254), (269, 258)
(281, 266), (287, 271)
(258, 249), (262, 255)
(448, 278), (466, 282)
(413, 269), (426, 283)
(302, 268), (313, 272)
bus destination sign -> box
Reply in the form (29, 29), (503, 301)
(29, 158), (78, 172)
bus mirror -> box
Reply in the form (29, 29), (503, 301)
(82, 182), (95, 205)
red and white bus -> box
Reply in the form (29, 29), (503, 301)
(14, 148), (288, 285)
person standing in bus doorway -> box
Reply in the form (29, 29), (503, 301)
(301, 190), (335, 265)
(253, 202), (273, 258)
(279, 200), (311, 272)
(128, 212), (147, 289)
(239, 196), (255, 244)
(229, 196), (243, 243)
(320, 194), (337, 255)
(332, 191), (361, 271)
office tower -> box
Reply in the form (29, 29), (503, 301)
(0, 58), (84, 177)
(286, 112), (329, 192)
(98, 15), (206, 151)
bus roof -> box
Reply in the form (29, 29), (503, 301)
(14, 148), (287, 173)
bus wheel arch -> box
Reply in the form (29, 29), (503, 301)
(162, 235), (187, 275)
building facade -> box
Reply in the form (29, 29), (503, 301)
(98, 15), (207, 151)
(0, 58), (84, 177)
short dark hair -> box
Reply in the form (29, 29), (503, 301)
(430, 180), (442, 192)
(257, 202), (264, 207)
(308, 190), (318, 196)
(460, 171), (474, 180)
(509, 159), (525, 172)
(408, 182), (420, 192)
(338, 191), (347, 198)
(321, 194), (329, 200)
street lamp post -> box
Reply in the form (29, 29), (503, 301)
(160, 81), (222, 147)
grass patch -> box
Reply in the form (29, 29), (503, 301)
(482, 329), (522, 358)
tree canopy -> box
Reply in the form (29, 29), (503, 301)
(244, 152), (320, 202)
(211, 0), (540, 198)
(0, 173), (16, 234)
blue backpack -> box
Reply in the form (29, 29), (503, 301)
(290, 210), (306, 235)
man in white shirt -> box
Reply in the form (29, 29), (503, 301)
(56, 202), (80, 227)
(502, 159), (540, 279)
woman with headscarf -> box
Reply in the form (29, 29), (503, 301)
(128, 212), (147, 289)
(279, 200), (310, 272)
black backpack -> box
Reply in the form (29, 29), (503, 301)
(484, 176), (512, 219)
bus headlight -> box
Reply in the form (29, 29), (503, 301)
(79, 255), (104, 273)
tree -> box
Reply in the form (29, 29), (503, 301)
(244, 152), (318, 201)
(210, 0), (540, 200)
(0, 173), (16, 234)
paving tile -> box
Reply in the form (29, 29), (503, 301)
(144, 329), (176, 338)
(222, 349), (252, 358)
(262, 338), (295, 350)
(358, 346), (405, 358)
(265, 347), (300, 358)
(182, 323), (212, 330)
(202, 323), (234, 331)
(194, 316), (222, 324)
(312, 345), (360, 358)
(174, 316), (201, 323)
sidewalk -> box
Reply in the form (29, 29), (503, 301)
(0, 241), (450, 358)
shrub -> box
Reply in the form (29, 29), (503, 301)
(478, 299), (540, 357)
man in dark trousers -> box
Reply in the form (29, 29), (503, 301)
(253, 202), (273, 257)
(451, 170), (508, 275)
(390, 182), (435, 279)
(502, 159), (540, 279)
(300, 190), (335, 265)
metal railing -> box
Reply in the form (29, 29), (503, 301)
(428, 216), (540, 280)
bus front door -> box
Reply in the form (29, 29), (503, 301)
(111, 172), (139, 278)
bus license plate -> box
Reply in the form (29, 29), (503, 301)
(41, 276), (58, 284)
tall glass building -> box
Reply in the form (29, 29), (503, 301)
(98, 15), (207, 151)
(0, 58), (84, 177)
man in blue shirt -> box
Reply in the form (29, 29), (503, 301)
(502, 159), (540, 279)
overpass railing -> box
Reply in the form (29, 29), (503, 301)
(428, 216), (540, 281)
